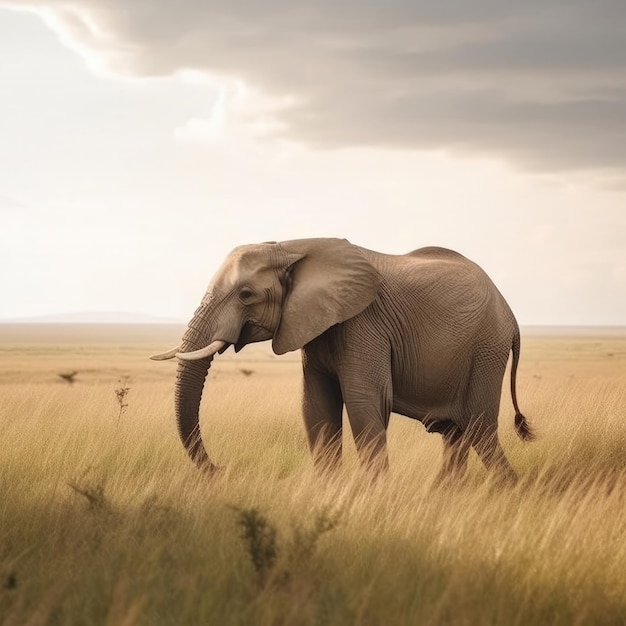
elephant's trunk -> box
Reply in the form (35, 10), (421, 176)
(175, 357), (216, 470)
(174, 304), (221, 471)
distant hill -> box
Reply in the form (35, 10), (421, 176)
(1, 314), (624, 336)
(0, 311), (184, 324)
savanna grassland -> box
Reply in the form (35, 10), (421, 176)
(1, 324), (625, 626)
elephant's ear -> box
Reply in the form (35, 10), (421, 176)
(272, 238), (382, 355)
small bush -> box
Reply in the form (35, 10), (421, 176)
(233, 507), (279, 586)
(233, 506), (339, 590)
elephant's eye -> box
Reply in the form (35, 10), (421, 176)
(239, 287), (254, 302)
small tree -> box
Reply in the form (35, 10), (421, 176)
(115, 377), (131, 426)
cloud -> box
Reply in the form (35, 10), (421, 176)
(173, 81), (289, 152)
(6, 0), (626, 176)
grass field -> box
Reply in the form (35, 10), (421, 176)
(1, 324), (625, 625)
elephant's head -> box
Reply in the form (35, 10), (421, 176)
(151, 238), (382, 470)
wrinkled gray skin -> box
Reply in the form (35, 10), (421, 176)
(153, 238), (532, 483)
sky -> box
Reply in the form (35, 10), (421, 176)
(0, 1), (625, 326)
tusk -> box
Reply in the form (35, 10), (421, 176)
(150, 346), (180, 361)
(176, 340), (228, 361)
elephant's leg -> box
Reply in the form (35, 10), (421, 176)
(434, 422), (471, 485)
(302, 366), (344, 470)
(346, 409), (390, 472)
(343, 381), (392, 473)
(465, 352), (517, 485)
(468, 417), (517, 485)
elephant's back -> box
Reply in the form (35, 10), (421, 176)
(362, 246), (513, 327)
(400, 246), (481, 278)
(406, 246), (467, 261)
(382, 246), (514, 334)
(401, 246), (493, 290)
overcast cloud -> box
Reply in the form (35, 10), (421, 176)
(1, 2), (624, 325)
(8, 0), (626, 176)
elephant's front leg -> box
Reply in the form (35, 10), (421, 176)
(302, 365), (343, 471)
(342, 374), (392, 473)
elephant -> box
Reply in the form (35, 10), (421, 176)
(151, 238), (532, 483)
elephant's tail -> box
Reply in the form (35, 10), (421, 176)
(511, 326), (534, 441)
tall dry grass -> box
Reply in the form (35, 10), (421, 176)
(0, 326), (624, 625)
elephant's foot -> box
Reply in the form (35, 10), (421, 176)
(488, 462), (519, 488)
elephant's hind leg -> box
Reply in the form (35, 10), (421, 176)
(468, 417), (517, 485)
(433, 421), (471, 485)
(465, 351), (518, 485)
